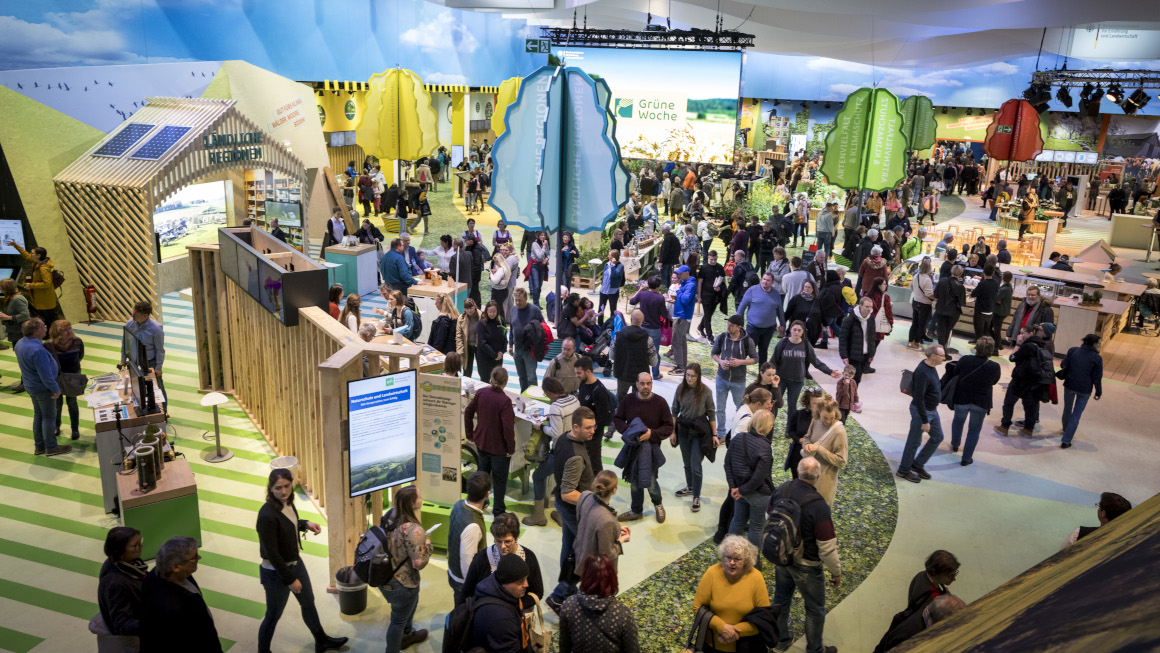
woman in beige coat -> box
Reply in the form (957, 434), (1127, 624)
(455, 299), (480, 380)
(802, 398), (848, 506)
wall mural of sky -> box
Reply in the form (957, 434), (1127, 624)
(0, 0), (544, 86)
(742, 51), (1160, 114)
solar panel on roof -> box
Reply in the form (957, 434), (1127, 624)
(92, 123), (156, 158)
(128, 125), (193, 161)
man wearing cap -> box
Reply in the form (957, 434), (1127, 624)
(472, 553), (534, 653)
(671, 265), (698, 375)
(712, 315), (757, 435)
(738, 272), (783, 367)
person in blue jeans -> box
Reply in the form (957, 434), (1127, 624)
(898, 344), (947, 483)
(712, 315), (756, 435)
(671, 364), (717, 512)
(725, 410), (774, 557)
(379, 486), (432, 652)
(772, 458), (842, 653)
(612, 373), (672, 523)
(629, 275), (669, 379)
(14, 318), (69, 456)
(507, 289), (544, 392)
(545, 408), (597, 611)
(948, 337), (1002, 466)
(737, 272), (782, 367)
(529, 232), (551, 307)
(1059, 333), (1104, 449)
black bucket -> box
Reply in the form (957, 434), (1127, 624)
(335, 566), (368, 615)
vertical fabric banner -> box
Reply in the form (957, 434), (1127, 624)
(355, 69), (440, 161)
(492, 77), (522, 137)
(820, 87), (909, 192)
(488, 65), (629, 235)
(984, 98), (1045, 162)
(900, 95), (937, 152)
(417, 374), (463, 506)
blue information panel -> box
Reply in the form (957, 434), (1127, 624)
(93, 123), (156, 158)
(129, 125), (193, 161)
(348, 371), (418, 497)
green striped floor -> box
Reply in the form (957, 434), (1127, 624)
(0, 295), (337, 652)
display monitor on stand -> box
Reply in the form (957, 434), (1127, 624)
(123, 326), (159, 415)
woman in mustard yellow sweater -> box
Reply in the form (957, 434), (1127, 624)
(692, 535), (770, 652)
(10, 242), (63, 325)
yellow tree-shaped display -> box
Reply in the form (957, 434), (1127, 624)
(355, 69), (439, 177)
(491, 77), (522, 137)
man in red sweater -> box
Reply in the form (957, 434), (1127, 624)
(465, 367), (516, 516)
(612, 372), (674, 523)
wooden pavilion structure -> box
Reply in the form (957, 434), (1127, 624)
(53, 97), (311, 320)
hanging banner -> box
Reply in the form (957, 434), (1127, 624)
(900, 95), (937, 152)
(417, 374), (463, 506)
(488, 65), (628, 235)
(819, 87), (909, 192)
(355, 68), (440, 161)
(984, 98), (1045, 162)
(492, 77), (522, 137)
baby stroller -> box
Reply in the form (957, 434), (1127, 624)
(587, 310), (625, 377)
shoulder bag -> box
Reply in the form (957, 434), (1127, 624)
(940, 360), (983, 409)
(875, 306), (892, 334)
(59, 372), (90, 397)
(523, 592), (553, 652)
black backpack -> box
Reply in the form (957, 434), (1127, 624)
(404, 297), (423, 340)
(762, 483), (822, 567)
(442, 595), (514, 653)
(1033, 343), (1055, 385)
(353, 521), (407, 586)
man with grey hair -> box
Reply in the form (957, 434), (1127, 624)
(140, 536), (222, 652)
(875, 593), (966, 651)
(772, 457), (842, 653)
(853, 228), (881, 273)
(898, 344), (946, 483)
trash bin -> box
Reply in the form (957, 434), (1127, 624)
(335, 566), (368, 615)
(270, 455), (299, 478)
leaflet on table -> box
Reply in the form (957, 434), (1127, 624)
(84, 391), (124, 408)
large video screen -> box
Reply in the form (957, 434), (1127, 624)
(265, 200), (302, 227)
(348, 371), (418, 497)
(153, 181), (228, 260)
(0, 220), (27, 256)
(556, 48), (742, 163)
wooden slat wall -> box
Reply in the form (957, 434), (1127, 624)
(328, 145), (366, 180)
(53, 97), (312, 321)
(188, 243), (423, 585)
(986, 158), (1099, 183)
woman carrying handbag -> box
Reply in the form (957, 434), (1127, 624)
(45, 319), (86, 441)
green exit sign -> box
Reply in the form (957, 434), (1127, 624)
(525, 39), (550, 54)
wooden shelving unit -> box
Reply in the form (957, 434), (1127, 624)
(244, 169), (304, 251)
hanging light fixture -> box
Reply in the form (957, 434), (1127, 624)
(1105, 83), (1124, 103)
(1126, 88), (1152, 114)
(1079, 83), (1095, 100)
(1056, 86), (1073, 108)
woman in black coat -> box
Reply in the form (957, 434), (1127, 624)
(785, 279), (825, 347)
(257, 469), (346, 653)
(97, 527), (146, 648)
(934, 264), (967, 355)
(474, 300), (507, 382)
(818, 270), (847, 340)
(784, 387), (827, 478)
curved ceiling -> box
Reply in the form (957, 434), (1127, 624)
(434, 0), (1160, 69)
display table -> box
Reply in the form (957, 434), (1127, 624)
(116, 459), (201, 560)
(92, 370), (168, 514)
(1109, 213), (1158, 251)
(622, 238), (660, 281)
(408, 275), (469, 325)
(370, 330), (444, 373)
(1054, 296), (1132, 353)
(324, 243), (380, 296)
(996, 214), (1048, 234)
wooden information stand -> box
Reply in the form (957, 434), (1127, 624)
(93, 370), (169, 515)
(116, 459), (202, 560)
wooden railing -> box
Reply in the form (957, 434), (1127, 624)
(188, 243), (423, 584)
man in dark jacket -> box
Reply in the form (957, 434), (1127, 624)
(463, 234), (487, 307)
(897, 344), (946, 483)
(934, 264), (966, 356)
(379, 239), (417, 295)
(658, 224), (682, 288)
(995, 330), (1051, 437)
(546, 407), (597, 613)
(576, 356), (613, 450)
(140, 537), (222, 653)
(472, 554), (534, 653)
(839, 296), (879, 384)
(1059, 333), (1104, 448)
(772, 458), (842, 653)
(613, 310), (654, 399)
(874, 594), (966, 652)
(970, 264), (999, 343)
(508, 288), (545, 392)
(1005, 286), (1054, 342)
(728, 249), (756, 310)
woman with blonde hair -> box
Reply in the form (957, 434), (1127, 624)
(45, 320), (85, 441)
(339, 294), (361, 333)
(426, 294), (459, 355)
(574, 470), (631, 575)
(712, 388), (774, 545)
(456, 299), (480, 379)
(802, 398), (848, 506)
(692, 535), (770, 653)
(488, 252), (511, 313)
(724, 409), (775, 557)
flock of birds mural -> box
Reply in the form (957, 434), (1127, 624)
(6, 69), (215, 122)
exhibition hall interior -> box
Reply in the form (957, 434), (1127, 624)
(3, 1), (1160, 652)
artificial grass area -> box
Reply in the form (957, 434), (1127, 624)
(617, 396), (899, 652)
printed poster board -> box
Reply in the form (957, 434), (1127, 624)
(417, 373), (463, 506)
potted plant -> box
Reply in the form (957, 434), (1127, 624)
(1080, 290), (1103, 307)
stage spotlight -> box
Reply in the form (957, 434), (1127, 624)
(1080, 83), (1095, 100)
(1056, 87), (1073, 108)
(1093, 85), (1104, 101)
(942, 106), (948, 114)
(1105, 83), (1123, 103)
(1023, 82), (1051, 106)
(966, 108), (973, 115)
(825, 101), (831, 109)
(1079, 96), (1100, 118)
(1126, 88), (1152, 113)
(773, 99), (780, 106)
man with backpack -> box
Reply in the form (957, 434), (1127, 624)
(575, 356), (614, 457)
(508, 288), (545, 392)
(769, 457), (842, 653)
(712, 315), (757, 436)
(995, 324), (1054, 438)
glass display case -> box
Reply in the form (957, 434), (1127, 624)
(887, 255), (1071, 319)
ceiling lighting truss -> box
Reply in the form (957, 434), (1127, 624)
(541, 27), (755, 51)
